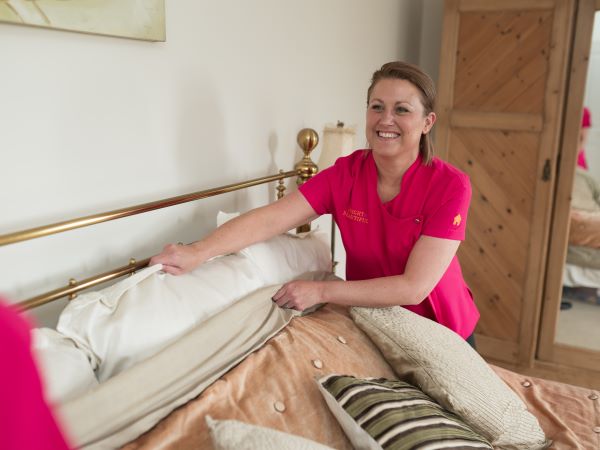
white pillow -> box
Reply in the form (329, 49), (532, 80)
(31, 328), (98, 404)
(243, 232), (331, 285)
(58, 255), (265, 382)
(205, 416), (335, 450)
(217, 211), (332, 285)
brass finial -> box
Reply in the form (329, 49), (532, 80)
(68, 278), (78, 300)
(294, 128), (319, 186)
(297, 128), (319, 156)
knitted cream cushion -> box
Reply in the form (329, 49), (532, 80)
(350, 306), (549, 449)
(205, 416), (335, 450)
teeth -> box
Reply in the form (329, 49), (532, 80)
(378, 131), (399, 138)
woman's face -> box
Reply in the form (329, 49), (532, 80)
(366, 78), (435, 160)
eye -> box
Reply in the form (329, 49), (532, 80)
(369, 103), (384, 112)
(395, 106), (409, 114)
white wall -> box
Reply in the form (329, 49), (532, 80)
(418, 0), (444, 85)
(1, 0), (443, 326)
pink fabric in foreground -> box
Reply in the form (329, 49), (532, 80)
(0, 298), (71, 450)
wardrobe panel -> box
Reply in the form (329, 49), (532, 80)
(437, 0), (574, 365)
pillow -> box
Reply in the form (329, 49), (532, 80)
(205, 415), (335, 450)
(217, 210), (332, 285)
(350, 307), (549, 449)
(31, 328), (98, 404)
(58, 256), (266, 381)
(243, 232), (331, 285)
(58, 239), (331, 383)
(317, 375), (492, 450)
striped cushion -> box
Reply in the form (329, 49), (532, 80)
(318, 375), (492, 450)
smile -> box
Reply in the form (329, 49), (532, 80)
(377, 131), (400, 139)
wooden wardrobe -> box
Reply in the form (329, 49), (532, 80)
(436, 0), (600, 388)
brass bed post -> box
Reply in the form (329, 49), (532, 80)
(294, 128), (319, 233)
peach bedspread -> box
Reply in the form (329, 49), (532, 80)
(122, 304), (599, 450)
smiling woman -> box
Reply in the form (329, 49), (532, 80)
(291, 62), (478, 345)
(0, 0), (165, 41)
(151, 61), (481, 347)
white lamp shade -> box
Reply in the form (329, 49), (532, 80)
(318, 123), (356, 170)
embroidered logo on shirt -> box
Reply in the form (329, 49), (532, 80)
(343, 208), (369, 224)
(453, 214), (462, 227)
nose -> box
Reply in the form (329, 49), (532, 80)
(380, 107), (395, 124)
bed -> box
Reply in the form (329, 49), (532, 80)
(3, 129), (599, 450)
(564, 168), (600, 297)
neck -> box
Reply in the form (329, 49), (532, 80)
(373, 149), (419, 186)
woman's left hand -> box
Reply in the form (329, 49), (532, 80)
(272, 280), (326, 311)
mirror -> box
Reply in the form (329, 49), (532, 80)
(555, 11), (600, 352)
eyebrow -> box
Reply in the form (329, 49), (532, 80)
(369, 98), (414, 106)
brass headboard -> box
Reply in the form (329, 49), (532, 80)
(1, 129), (319, 311)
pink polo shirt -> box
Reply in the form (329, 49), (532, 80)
(299, 150), (479, 338)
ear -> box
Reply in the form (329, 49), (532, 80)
(423, 112), (436, 134)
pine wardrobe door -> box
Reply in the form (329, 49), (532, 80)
(435, 0), (575, 366)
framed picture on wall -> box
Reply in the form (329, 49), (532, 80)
(0, 0), (165, 42)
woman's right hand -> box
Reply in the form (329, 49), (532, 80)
(149, 243), (207, 275)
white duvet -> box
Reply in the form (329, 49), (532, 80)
(35, 230), (331, 393)
(32, 328), (99, 404)
(57, 255), (265, 382)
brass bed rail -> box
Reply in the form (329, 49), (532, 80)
(4, 129), (319, 311)
(17, 258), (152, 311)
(0, 171), (297, 247)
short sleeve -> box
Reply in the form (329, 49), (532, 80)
(298, 164), (337, 215)
(422, 174), (471, 241)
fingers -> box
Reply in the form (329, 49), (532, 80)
(160, 264), (184, 276)
(272, 283), (305, 310)
(272, 284), (294, 308)
(272, 287), (288, 307)
(149, 243), (188, 275)
(272, 285), (286, 301)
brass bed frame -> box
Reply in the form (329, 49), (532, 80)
(1, 128), (319, 311)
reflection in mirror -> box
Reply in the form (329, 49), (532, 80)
(556, 10), (600, 351)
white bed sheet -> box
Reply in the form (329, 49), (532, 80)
(563, 262), (600, 288)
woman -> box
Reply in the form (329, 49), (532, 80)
(150, 61), (479, 344)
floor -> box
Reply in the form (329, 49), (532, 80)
(555, 291), (600, 351)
